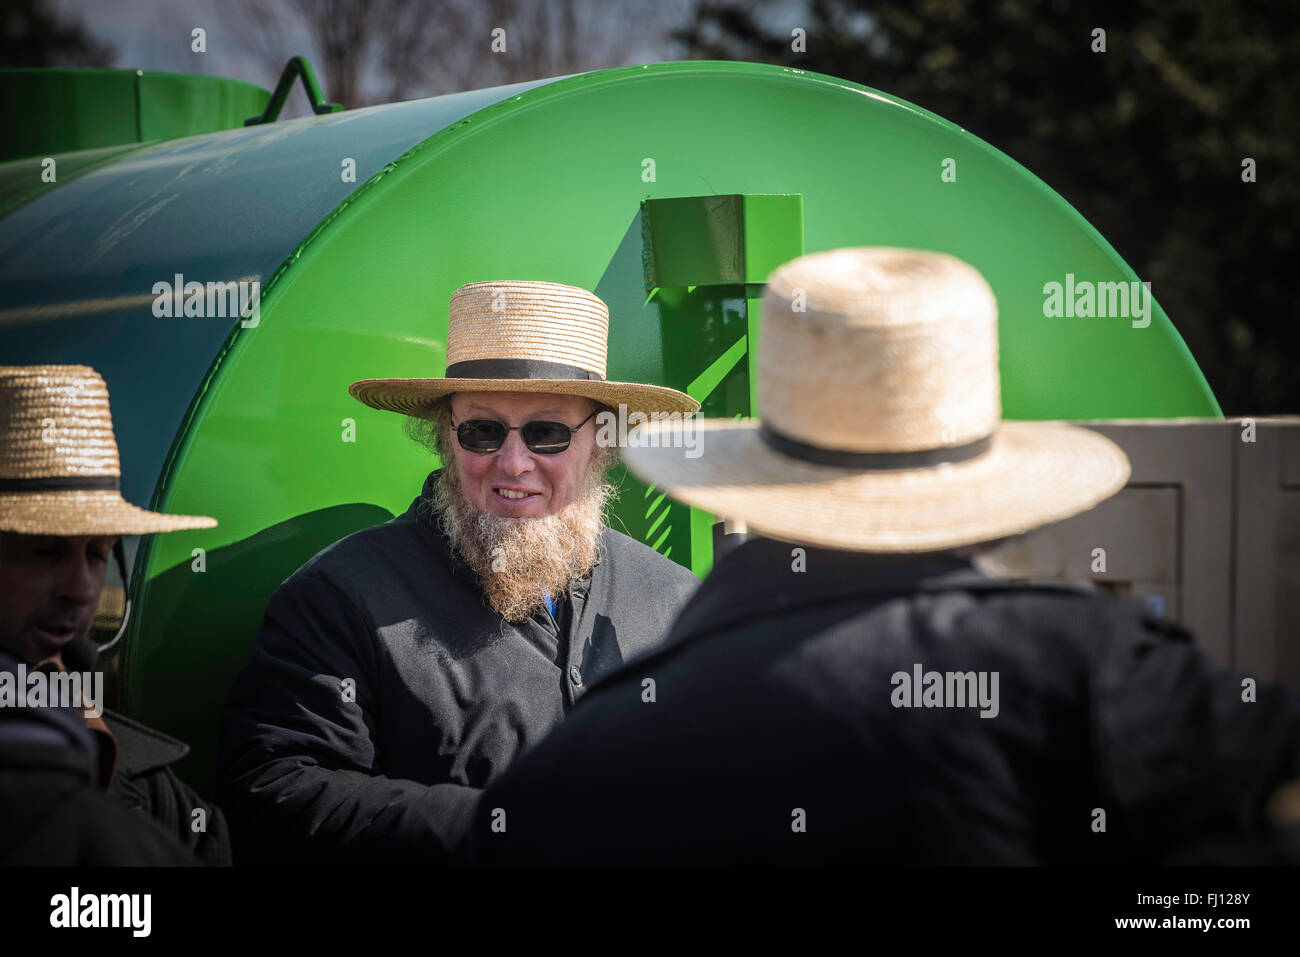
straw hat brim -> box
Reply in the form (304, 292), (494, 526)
(621, 419), (1131, 552)
(349, 377), (700, 417)
(0, 491), (216, 537)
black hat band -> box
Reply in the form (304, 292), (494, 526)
(760, 425), (994, 470)
(443, 358), (606, 381)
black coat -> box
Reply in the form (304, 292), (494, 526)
(102, 710), (232, 865)
(215, 471), (700, 864)
(469, 537), (1300, 865)
(0, 651), (201, 866)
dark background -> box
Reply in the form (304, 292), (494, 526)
(3, 0), (1296, 413)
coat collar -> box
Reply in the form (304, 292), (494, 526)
(665, 537), (991, 645)
(101, 709), (189, 777)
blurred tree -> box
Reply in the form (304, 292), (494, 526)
(675, 0), (1299, 414)
(0, 0), (113, 67)
(234, 0), (669, 109)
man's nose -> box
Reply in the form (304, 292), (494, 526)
(55, 555), (100, 607)
(495, 430), (537, 475)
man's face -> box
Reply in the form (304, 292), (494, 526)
(0, 533), (116, 665)
(448, 391), (598, 519)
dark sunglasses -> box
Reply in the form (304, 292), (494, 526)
(452, 409), (599, 454)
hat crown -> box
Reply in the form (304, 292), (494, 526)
(0, 365), (122, 480)
(761, 247), (1000, 452)
(446, 280), (609, 378)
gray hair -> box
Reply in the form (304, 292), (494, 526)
(404, 395), (456, 461)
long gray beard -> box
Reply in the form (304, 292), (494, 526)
(428, 461), (615, 622)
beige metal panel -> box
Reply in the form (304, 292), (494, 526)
(1284, 438), (1300, 488)
(988, 419), (1297, 682)
(1086, 422), (1236, 665)
(1233, 419), (1300, 684)
(989, 487), (1178, 583)
(721, 418), (1296, 680)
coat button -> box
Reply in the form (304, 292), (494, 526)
(569, 665), (583, 687)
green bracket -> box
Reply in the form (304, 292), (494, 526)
(642, 194), (803, 289)
(641, 193), (804, 574)
(244, 56), (343, 126)
(641, 193), (804, 416)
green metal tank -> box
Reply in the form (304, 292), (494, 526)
(0, 60), (1220, 787)
(0, 67), (271, 160)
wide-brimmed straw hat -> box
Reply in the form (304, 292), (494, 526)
(621, 247), (1131, 552)
(349, 280), (699, 417)
(0, 365), (217, 536)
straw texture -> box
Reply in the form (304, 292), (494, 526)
(446, 281), (610, 377)
(350, 280), (699, 417)
(0, 365), (217, 536)
(621, 248), (1131, 552)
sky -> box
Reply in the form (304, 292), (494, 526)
(50, 0), (718, 115)
(55, 0), (289, 78)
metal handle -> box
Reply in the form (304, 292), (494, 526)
(244, 55), (343, 126)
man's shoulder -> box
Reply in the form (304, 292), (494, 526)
(600, 527), (699, 591)
(629, 546), (1189, 680)
(958, 581), (1194, 647)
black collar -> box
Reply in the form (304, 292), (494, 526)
(101, 709), (189, 777)
(666, 537), (991, 645)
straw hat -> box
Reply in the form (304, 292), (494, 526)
(349, 280), (699, 417)
(0, 365), (217, 536)
(620, 247), (1131, 552)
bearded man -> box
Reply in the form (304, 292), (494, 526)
(215, 280), (700, 864)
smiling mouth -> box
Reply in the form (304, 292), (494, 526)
(494, 488), (540, 501)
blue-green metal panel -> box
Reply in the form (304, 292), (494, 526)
(0, 76), (566, 509)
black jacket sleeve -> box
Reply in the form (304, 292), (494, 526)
(112, 764), (232, 865)
(1090, 608), (1300, 864)
(216, 574), (478, 864)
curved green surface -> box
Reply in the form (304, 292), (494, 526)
(77, 61), (1216, 783)
(0, 75), (563, 512)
